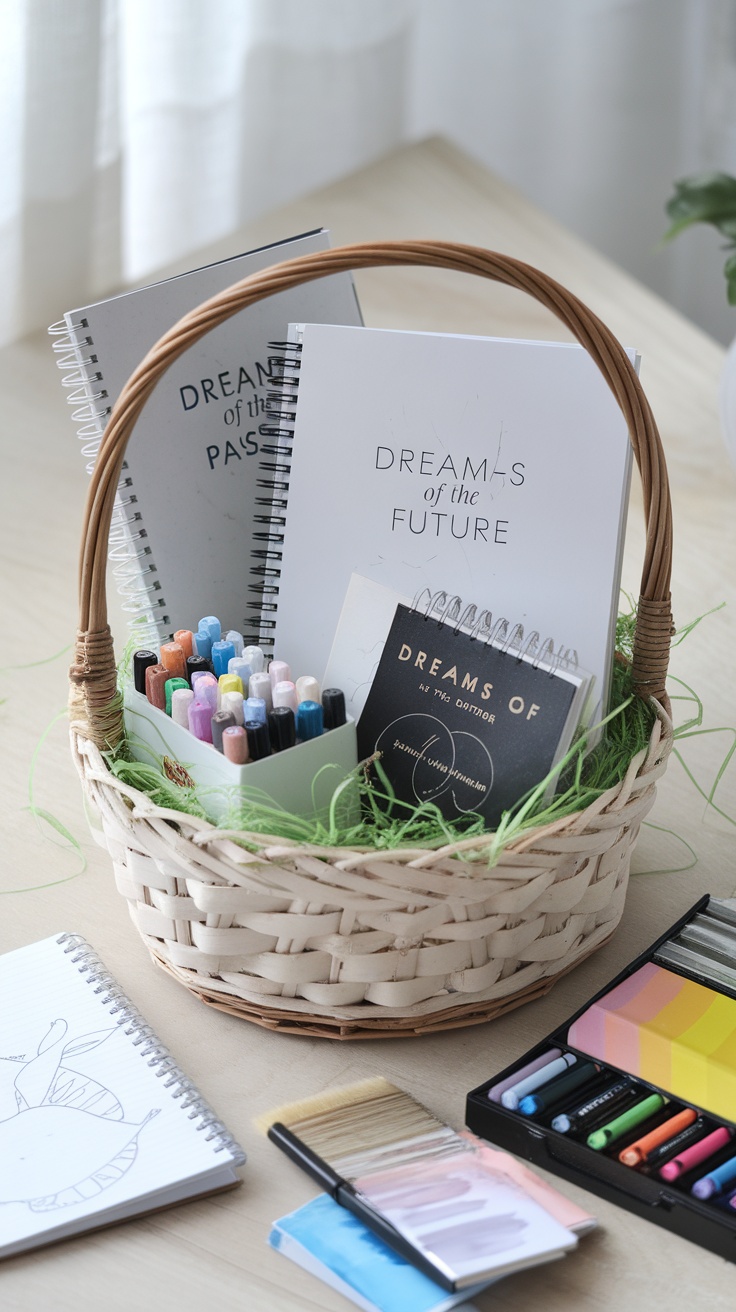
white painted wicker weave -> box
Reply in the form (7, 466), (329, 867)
(69, 242), (674, 1039)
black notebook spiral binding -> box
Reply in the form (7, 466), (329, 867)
(245, 338), (303, 643)
(411, 586), (580, 676)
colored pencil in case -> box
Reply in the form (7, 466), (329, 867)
(659, 1125), (733, 1183)
(691, 1151), (736, 1200)
(518, 1061), (599, 1117)
(618, 1107), (698, 1167)
(486, 1049), (562, 1104)
(586, 1093), (666, 1151)
(551, 1076), (638, 1135)
(501, 1054), (577, 1111)
(641, 1117), (710, 1171)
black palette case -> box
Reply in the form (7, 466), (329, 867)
(466, 895), (736, 1262)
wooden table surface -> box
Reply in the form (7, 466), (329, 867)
(2, 137), (735, 1310)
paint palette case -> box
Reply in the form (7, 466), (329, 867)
(466, 895), (736, 1263)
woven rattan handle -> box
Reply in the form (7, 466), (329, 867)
(70, 240), (673, 749)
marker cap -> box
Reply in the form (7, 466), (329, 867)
(192, 672), (218, 711)
(243, 645), (265, 674)
(296, 675), (320, 704)
(268, 706), (296, 752)
(211, 640), (236, 678)
(269, 660), (291, 690)
(164, 676), (189, 717)
(295, 700), (323, 741)
(218, 672), (243, 699)
(228, 657), (253, 688)
(244, 696), (267, 725)
(222, 725), (249, 764)
(246, 719), (270, 760)
(194, 629), (213, 661)
(249, 671), (273, 711)
(171, 687), (194, 728)
(198, 615), (221, 643)
(133, 650), (158, 694)
(322, 688), (346, 730)
(273, 680), (298, 712)
(188, 700), (213, 742)
(186, 654), (211, 683)
(145, 664), (169, 710)
(225, 629), (244, 657)
(211, 709), (236, 753)
(173, 629), (194, 660)
(221, 691), (245, 726)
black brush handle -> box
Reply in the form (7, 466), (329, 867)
(267, 1122), (455, 1291)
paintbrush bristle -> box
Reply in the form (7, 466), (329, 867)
(254, 1077), (399, 1137)
(255, 1075), (458, 1178)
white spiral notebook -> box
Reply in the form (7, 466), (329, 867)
(0, 934), (245, 1259)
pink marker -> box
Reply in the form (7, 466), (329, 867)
(269, 659), (291, 690)
(659, 1125), (733, 1182)
(222, 725), (249, 764)
(171, 687), (194, 729)
(192, 672), (218, 712)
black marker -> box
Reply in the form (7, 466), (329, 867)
(133, 649), (158, 694)
(269, 706), (296, 752)
(551, 1075), (637, 1134)
(246, 719), (270, 760)
(322, 688), (346, 730)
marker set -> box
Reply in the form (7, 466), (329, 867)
(466, 895), (736, 1263)
(123, 614), (358, 823)
(132, 614), (347, 765)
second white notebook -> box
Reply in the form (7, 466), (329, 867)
(269, 325), (635, 727)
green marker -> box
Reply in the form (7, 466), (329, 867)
(586, 1093), (666, 1151)
(164, 677), (189, 716)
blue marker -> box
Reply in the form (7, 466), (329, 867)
(199, 615), (221, 643)
(296, 700), (323, 741)
(194, 629), (213, 661)
(229, 657), (253, 688)
(501, 1053), (577, 1110)
(691, 1152), (736, 1199)
(244, 696), (267, 725)
(211, 639), (236, 678)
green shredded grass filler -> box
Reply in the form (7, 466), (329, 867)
(108, 607), (667, 867)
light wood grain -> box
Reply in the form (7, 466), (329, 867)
(1, 137), (735, 1310)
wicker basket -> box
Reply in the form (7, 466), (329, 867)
(69, 241), (674, 1039)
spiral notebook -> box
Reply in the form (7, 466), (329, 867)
(0, 934), (245, 1258)
(263, 325), (635, 732)
(49, 229), (362, 648)
(326, 575), (592, 828)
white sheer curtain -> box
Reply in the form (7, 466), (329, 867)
(3, 0), (736, 349)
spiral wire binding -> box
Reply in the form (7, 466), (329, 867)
(49, 319), (167, 646)
(55, 933), (245, 1163)
(245, 337), (304, 648)
(411, 588), (579, 677)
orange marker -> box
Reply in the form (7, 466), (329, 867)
(160, 641), (187, 679)
(173, 629), (194, 660)
(145, 663), (169, 711)
(618, 1106), (697, 1167)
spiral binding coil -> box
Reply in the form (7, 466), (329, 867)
(55, 933), (246, 1162)
(49, 319), (167, 644)
(412, 587), (579, 675)
(242, 337), (304, 647)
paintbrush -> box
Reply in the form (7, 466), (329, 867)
(257, 1077), (577, 1291)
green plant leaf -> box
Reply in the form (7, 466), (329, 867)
(725, 252), (736, 305)
(663, 171), (736, 240)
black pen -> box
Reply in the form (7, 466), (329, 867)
(267, 1121), (456, 1291)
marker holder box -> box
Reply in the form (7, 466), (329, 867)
(466, 895), (736, 1264)
(123, 685), (358, 824)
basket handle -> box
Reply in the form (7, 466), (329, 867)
(70, 240), (673, 749)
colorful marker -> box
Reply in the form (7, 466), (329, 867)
(173, 629), (194, 660)
(296, 675), (321, 704)
(194, 629), (213, 661)
(188, 700), (213, 743)
(295, 700), (324, 742)
(243, 644), (265, 674)
(186, 654), (211, 684)
(145, 663), (169, 711)
(222, 724), (248, 764)
(691, 1152), (736, 1200)
(501, 1053), (577, 1111)
(273, 680), (298, 713)
(164, 676), (189, 717)
(225, 629), (244, 657)
(198, 615), (221, 643)
(322, 688), (346, 730)
(249, 671), (272, 711)
(211, 709), (236, 753)
(487, 1050), (562, 1104)
(211, 640), (236, 678)
(171, 687), (194, 729)
(218, 672), (243, 699)
(269, 660), (291, 690)
(133, 649), (158, 694)
(221, 691), (244, 726)
(643, 1117), (710, 1170)
(618, 1107), (698, 1167)
(244, 696), (267, 725)
(551, 1076), (638, 1135)
(518, 1060), (599, 1117)
(587, 1093), (666, 1151)
(660, 1125), (733, 1183)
